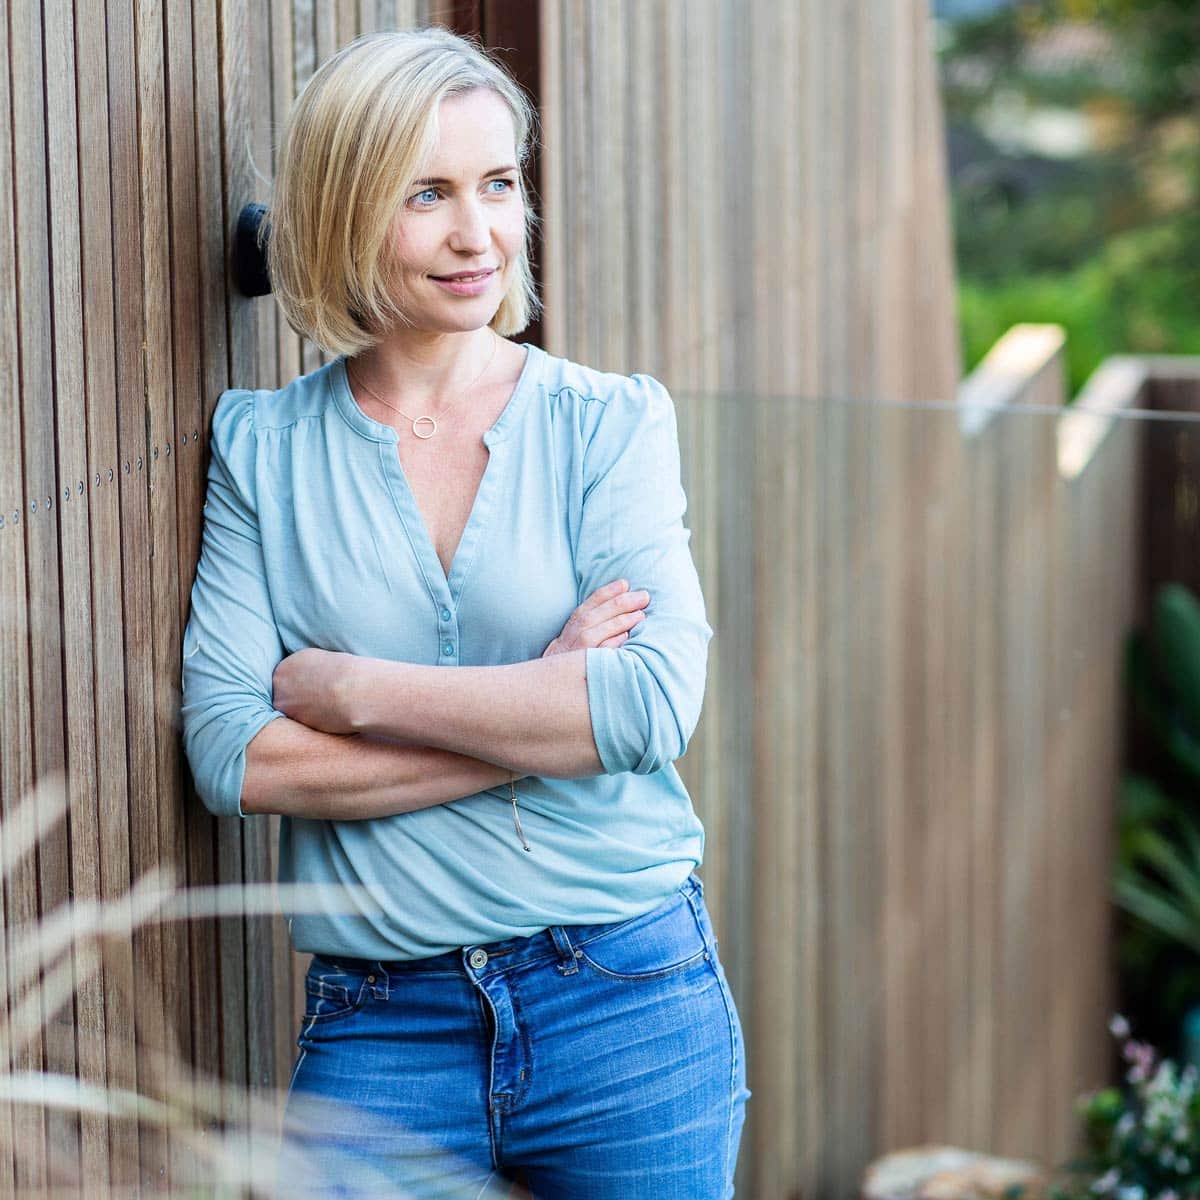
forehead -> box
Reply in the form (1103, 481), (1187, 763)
(421, 89), (517, 176)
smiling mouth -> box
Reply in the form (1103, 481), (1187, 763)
(432, 269), (495, 282)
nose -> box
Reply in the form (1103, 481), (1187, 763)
(448, 195), (491, 255)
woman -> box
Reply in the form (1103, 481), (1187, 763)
(181, 25), (749, 1200)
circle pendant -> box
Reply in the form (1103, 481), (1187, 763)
(412, 415), (438, 439)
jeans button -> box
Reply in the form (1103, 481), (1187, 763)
(469, 949), (488, 969)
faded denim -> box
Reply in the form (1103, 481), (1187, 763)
(277, 873), (749, 1199)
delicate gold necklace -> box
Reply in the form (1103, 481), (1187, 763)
(347, 328), (500, 439)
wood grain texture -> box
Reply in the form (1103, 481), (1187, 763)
(43, 0), (109, 1186)
(10, 0), (75, 1188)
(74, 0), (142, 1187)
(535, 0), (1164, 1191)
(0, 0), (42, 1189)
(187, 0), (230, 1185)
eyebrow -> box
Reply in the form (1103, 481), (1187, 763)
(411, 165), (518, 187)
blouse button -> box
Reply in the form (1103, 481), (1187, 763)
(441, 607), (451, 621)
(443, 642), (454, 656)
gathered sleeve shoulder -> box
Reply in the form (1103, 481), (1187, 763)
(180, 388), (285, 818)
(576, 373), (714, 776)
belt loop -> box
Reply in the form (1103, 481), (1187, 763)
(548, 925), (580, 975)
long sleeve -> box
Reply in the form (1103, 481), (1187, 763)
(180, 389), (285, 818)
(165, 346), (709, 959)
(578, 373), (713, 775)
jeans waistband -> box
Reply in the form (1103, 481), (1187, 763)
(311, 870), (703, 978)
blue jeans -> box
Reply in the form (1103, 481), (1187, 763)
(277, 872), (749, 1199)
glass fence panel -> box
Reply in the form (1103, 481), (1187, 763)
(665, 386), (1200, 1184)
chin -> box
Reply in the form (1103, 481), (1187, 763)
(437, 306), (504, 333)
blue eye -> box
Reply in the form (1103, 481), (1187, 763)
(409, 187), (440, 207)
(488, 178), (516, 194)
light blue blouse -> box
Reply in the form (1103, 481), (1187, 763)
(180, 342), (713, 959)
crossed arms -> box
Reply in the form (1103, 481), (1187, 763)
(241, 588), (645, 820)
(180, 374), (712, 823)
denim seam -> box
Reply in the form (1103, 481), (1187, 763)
(707, 950), (740, 1191)
(286, 1045), (308, 1094)
(473, 976), (503, 1170)
(506, 970), (535, 1109)
(577, 947), (708, 983)
(722, 971), (740, 1190)
(576, 886), (708, 981)
(684, 887), (739, 1188)
(301, 968), (366, 1025)
(573, 887), (693, 953)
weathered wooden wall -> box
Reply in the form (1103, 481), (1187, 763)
(0, 0), (1187, 1197)
(0, 1), (476, 1193)
(651, 329), (1147, 1199)
(534, 2), (1147, 1192)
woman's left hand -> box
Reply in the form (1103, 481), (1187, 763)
(272, 647), (361, 734)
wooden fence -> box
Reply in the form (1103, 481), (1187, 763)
(1, 0), (1195, 1196)
(667, 327), (1169, 1199)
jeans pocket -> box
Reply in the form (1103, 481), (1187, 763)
(301, 961), (369, 1026)
(577, 890), (710, 982)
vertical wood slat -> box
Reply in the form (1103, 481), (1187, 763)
(73, 0), (142, 1191)
(107, 0), (167, 1182)
(43, 0), (110, 1187)
(135, 0), (196, 1186)
(10, 0), (75, 1189)
(272, 0), (303, 392)
(163, 10), (205, 1176)
(164, 0), (213, 1180)
(0, 0), (41, 1188)
(186, 0), (230, 1180)
(966, 406), (1001, 1152)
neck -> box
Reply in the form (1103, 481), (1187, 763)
(350, 326), (498, 408)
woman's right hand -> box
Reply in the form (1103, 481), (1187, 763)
(542, 579), (650, 657)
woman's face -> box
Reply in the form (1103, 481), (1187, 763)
(387, 88), (526, 335)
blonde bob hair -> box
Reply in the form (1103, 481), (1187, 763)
(266, 27), (541, 358)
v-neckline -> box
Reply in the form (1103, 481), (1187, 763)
(331, 342), (541, 603)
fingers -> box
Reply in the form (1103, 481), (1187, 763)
(550, 579), (651, 656)
(587, 581), (649, 617)
(597, 631), (631, 648)
(591, 604), (648, 647)
(583, 578), (630, 611)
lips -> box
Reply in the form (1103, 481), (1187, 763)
(432, 268), (496, 281)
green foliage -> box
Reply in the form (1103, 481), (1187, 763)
(1114, 795), (1200, 958)
(1114, 585), (1200, 1054)
(944, 0), (1200, 123)
(951, 157), (1139, 282)
(1128, 585), (1200, 785)
(958, 209), (1200, 396)
(1150, 586), (1200, 733)
(1045, 0), (1200, 123)
(943, 0), (1200, 399)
